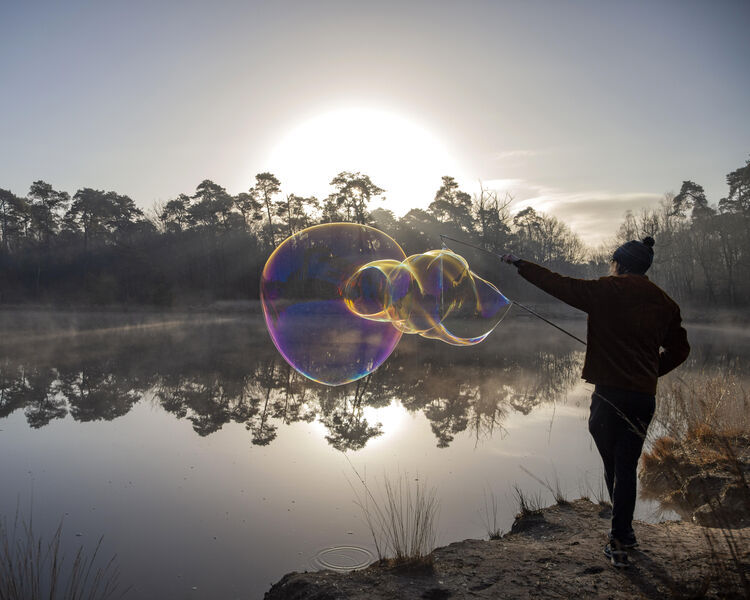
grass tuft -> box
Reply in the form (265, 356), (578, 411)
(347, 462), (439, 567)
(479, 488), (503, 540)
(519, 466), (569, 506)
(0, 508), (124, 600)
(512, 485), (544, 518)
(593, 477), (611, 508)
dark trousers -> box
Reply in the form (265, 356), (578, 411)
(588, 385), (655, 542)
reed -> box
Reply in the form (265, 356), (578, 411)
(479, 488), (503, 540)
(347, 464), (439, 566)
(519, 466), (569, 506)
(0, 508), (124, 600)
(512, 484), (544, 518)
(594, 478), (611, 507)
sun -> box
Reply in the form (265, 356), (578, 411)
(266, 107), (463, 215)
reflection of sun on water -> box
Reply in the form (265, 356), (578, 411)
(362, 400), (408, 444)
(307, 399), (409, 446)
(267, 107), (462, 214)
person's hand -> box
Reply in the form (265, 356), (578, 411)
(501, 253), (520, 264)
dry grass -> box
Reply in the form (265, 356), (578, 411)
(578, 474), (610, 507)
(642, 426), (749, 474)
(641, 371), (750, 598)
(652, 372), (750, 440)
(642, 373), (750, 513)
(512, 485), (544, 518)
(347, 464), (439, 566)
(519, 466), (569, 506)
(594, 478), (611, 508)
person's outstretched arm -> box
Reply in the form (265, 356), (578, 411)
(501, 254), (600, 313)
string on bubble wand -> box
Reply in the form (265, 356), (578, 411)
(439, 234), (587, 347)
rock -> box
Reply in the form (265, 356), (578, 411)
(692, 482), (750, 528)
(722, 482), (750, 527)
(640, 431), (750, 529)
(678, 473), (727, 507)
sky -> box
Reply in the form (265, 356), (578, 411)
(1, 0), (749, 245)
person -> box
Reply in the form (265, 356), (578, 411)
(501, 236), (690, 568)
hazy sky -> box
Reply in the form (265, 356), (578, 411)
(1, 0), (748, 244)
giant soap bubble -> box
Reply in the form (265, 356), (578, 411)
(261, 223), (511, 386)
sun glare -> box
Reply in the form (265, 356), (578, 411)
(267, 107), (462, 215)
(362, 401), (408, 441)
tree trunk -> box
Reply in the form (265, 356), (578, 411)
(264, 197), (276, 247)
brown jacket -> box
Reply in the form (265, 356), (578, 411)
(517, 261), (690, 395)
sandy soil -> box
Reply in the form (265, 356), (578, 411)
(264, 499), (749, 599)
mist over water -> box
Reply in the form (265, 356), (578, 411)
(0, 311), (746, 598)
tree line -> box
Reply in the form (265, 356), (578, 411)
(0, 158), (748, 307)
(615, 160), (750, 306)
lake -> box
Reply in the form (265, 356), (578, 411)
(0, 309), (747, 599)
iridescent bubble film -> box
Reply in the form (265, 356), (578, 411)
(261, 224), (406, 386)
(261, 224), (512, 386)
(344, 249), (512, 346)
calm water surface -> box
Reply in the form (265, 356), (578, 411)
(0, 311), (747, 599)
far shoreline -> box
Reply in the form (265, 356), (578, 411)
(0, 301), (746, 325)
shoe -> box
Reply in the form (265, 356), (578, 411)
(604, 541), (629, 568)
(609, 530), (638, 549)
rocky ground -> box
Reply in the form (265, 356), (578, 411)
(265, 499), (750, 600)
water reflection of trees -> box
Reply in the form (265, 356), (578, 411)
(2, 316), (594, 450)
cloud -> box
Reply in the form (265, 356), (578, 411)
(476, 178), (525, 192)
(523, 190), (662, 246)
(492, 149), (538, 161)
(467, 178), (663, 246)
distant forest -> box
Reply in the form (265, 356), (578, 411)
(0, 158), (748, 308)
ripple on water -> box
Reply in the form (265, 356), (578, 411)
(311, 546), (375, 572)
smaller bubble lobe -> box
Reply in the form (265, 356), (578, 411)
(344, 249), (511, 345)
(261, 224), (511, 386)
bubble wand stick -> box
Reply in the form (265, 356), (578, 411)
(439, 234), (587, 346)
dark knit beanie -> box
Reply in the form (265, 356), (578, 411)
(612, 236), (655, 274)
